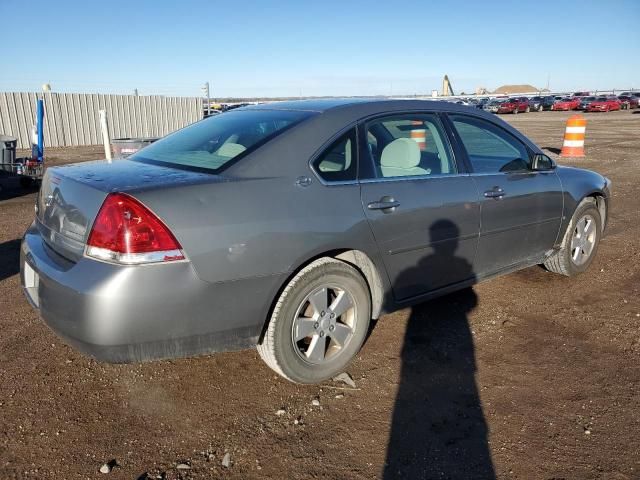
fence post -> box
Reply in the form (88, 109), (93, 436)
(99, 110), (112, 162)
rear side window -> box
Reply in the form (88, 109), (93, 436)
(312, 128), (357, 182)
(449, 115), (530, 174)
(132, 109), (313, 173)
(363, 114), (457, 179)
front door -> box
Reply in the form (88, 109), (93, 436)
(359, 113), (480, 301)
(446, 114), (563, 276)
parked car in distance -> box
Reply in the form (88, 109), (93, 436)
(528, 96), (546, 112)
(538, 96), (557, 111)
(485, 98), (518, 114)
(586, 96), (621, 112)
(476, 98), (491, 109)
(510, 97), (531, 113)
(572, 91), (590, 97)
(617, 95), (639, 109)
(20, 99), (611, 384)
(578, 96), (597, 110)
(552, 97), (581, 111)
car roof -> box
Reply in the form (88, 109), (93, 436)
(240, 98), (386, 112)
(239, 97), (479, 114)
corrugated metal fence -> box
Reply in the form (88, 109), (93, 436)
(0, 92), (202, 149)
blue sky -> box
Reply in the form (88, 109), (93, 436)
(1, 0), (638, 97)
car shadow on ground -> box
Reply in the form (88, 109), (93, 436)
(0, 239), (21, 282)
(542, 146), (562, 155)
(383, 220), (495, 479)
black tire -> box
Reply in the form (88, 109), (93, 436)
(513, 107), (518, 114)
(258, 257), (371, 384)
(538, 104), (544, 112)
(525, 106), (530, 113)
(544, 199), (602, 276)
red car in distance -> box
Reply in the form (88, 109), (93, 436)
(485, 98), (519, 114)
(617, 95), (639, 109)
(510, 97), (531, 113)
(552, 97), (581, 111)
(586, 96), (622, 112)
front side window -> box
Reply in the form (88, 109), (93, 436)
(132, 109), (313, 173)
(449, 114), (530, 173)
(312, 128), (357, 182)
(363, 114), (456, 179)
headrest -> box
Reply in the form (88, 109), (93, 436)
(216, 142), (246, 158)
(380, 138), (420, 169)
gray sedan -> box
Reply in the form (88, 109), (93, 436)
(20, 99), (611, 383)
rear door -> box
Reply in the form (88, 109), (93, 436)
(445, 113), (563, 277)
(359, 112), (480, 301)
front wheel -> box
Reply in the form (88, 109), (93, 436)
(544, 200), (602, 276)
(258, 258), (371, 384)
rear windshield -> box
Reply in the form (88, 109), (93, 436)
(132, 109), (314, 173)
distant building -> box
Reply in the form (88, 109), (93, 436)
(493, 84), (539, 95)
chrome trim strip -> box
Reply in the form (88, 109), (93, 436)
(359, 173), (470, 184)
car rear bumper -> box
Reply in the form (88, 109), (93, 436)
(20, 222), (284, 363)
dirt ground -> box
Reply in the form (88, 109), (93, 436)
(0, 111), (638, 480)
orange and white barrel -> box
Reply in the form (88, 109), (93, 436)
(560, 115), (587, 158)
(410, 121), (426, 151)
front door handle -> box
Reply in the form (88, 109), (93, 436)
(367, 196), (400, 212)
(484, 187), (505, 199)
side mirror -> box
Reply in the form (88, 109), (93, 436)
(531, 153), (556, 171)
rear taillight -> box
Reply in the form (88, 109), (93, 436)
(86, 193), (185, 265)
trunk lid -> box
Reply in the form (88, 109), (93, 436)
(36, 160), (214, 261)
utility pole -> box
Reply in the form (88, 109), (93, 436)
(202, 82), (210, 117)
(133, 88), (139, 96)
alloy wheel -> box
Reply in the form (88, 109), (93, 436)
(291, 285), (357, 364)
(570, 214), (597, 266)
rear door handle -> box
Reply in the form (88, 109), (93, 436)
(367, 196), (400, 212)
(484, 187), (505, 199)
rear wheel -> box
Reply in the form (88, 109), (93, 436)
(258, 258), (371, 384)
(544, 199), (602, 276)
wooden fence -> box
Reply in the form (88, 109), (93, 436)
(0, 92), (202, 149)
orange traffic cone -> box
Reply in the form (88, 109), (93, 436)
(560, 115), (587, 158)
(410, 121), (427, 151)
